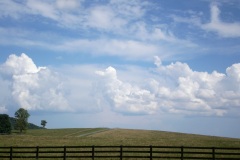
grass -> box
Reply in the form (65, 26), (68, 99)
(0, 128), (240, 147)
(1, 129), (240, 160)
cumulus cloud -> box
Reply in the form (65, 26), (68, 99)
(1, 53), (44, 75)
(1, 54), (240, 117)
(0, 73), (12, 113)
(96, 66), (158, 115)
(96, 57), (240, 116)
(0, 53), (71, 112)
(0, 54), (105, 114)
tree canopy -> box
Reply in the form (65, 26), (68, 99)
(15, 108), (30, 133)
(0, 114), (11, 134)
(41, 120), (47, 128)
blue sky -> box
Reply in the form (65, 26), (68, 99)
(0, 0), (240, 138)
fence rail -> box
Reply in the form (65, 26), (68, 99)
(0, 145), (240, 160)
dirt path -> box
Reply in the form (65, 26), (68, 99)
(64, 128), (110, 137)
(76, 128), (110, 137)
(64, 128), (97, 137)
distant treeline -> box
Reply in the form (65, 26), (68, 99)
(9, 117), (43, 130)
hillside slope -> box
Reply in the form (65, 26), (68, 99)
(1, 128), (239, 147)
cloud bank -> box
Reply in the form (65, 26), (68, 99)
(0, 54), (240, 116)
(96, 57), (240, 116)
(0, 54), (240, 117)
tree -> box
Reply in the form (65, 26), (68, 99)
(41, 120), (47, 128)
(0, 114), (11, 134)
(15, 108), (30, 133)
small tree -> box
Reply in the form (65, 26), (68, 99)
(15, 108), (30, 133)
(41, 120), (47, 128)
(0, 114), (11, 134)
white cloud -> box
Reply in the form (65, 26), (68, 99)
(1, 53), (43, 75)
(54, 39), (160, 59)
(202, 3), (240, 38)
(171, 3), (240, 38)
(0, 24), (197, 61)
(0, 54), (105, 114)
(0, 0), (200, 61)
(56, 0), (80, 10)
(1, 54), (240, 117)
(154, 56), (162, 67)
(132, 22), (177, 42)
(109, 0), (147, 19)
(0, 74), (12, 112)
(96, 57), (240, 116)
(96, 66), (158, 115)
(0, 0), (83, 28)
(5, 0), (146, 32)
(87, 5), (126, 31)
(0, 53), (71, 112)
(26, 0), (59, 21)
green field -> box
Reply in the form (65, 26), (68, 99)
(1, 128), (240, 147)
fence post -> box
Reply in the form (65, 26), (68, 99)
(92, 145), (95, 160)
(63, 146), (66, 160)
(181, 146), (184, 160)
(36, 146), (39, 160)
(10, 146), (13, 160)
(150, 145), (153, 160)
(120, 145), (123, 160)
(212, 147), (215, 160)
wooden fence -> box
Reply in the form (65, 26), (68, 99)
(0, 145), (240, 159)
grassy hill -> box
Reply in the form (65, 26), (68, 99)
(0, 128), (240, 147)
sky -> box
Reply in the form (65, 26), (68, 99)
(0, 0), (240, 139)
